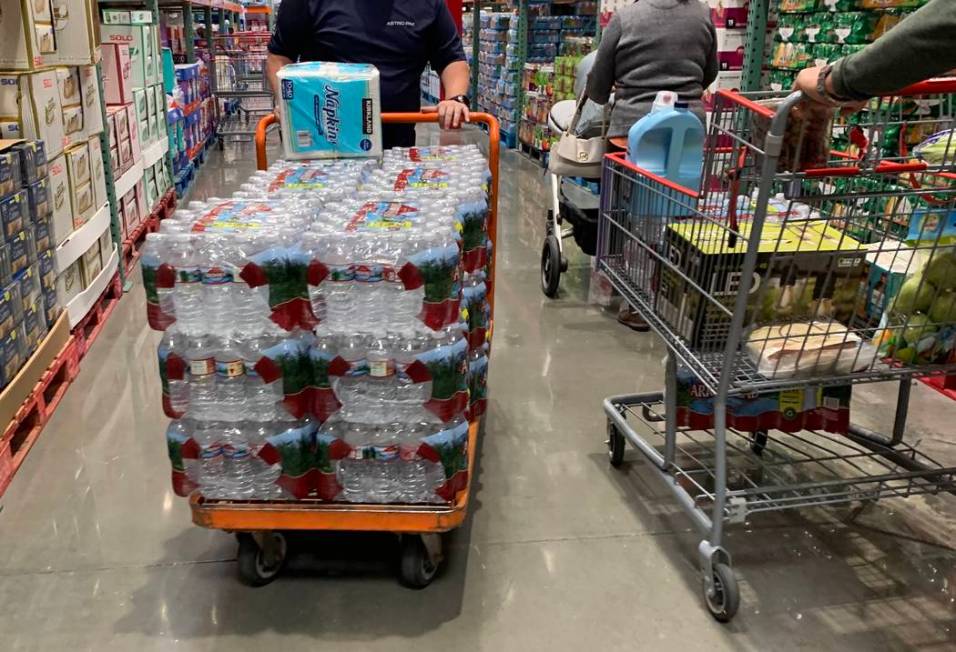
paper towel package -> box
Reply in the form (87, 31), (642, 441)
(276, 62), (382, 159)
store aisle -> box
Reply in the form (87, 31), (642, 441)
(0, 132), (955, 652)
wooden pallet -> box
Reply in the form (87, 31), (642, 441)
(122, 189), (178, 276)
(0, 321), (78, 496)
(71, 272), (124, 359)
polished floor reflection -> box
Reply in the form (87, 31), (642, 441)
(1, 131), (955, 651)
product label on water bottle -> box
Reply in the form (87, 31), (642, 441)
(353, 262), (384, 283)
(346, 201), (420, 232)
(392, 167), (450, 191)
(368, 357), (395, 378)
(372, 444), (399, 461)
(269, 167), (330, 192)
(344, 358), (369, 377)
(327, 263), (355, 283)
(215, 358), (245, 378)
(202, 265), (235, 285)
(190, 357), (215, 376)
(201, 444), (223, 460)
(408, 146), (452, 162)
(178, 267), (202, 284)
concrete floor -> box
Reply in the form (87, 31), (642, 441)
(1, 130), (956, 651)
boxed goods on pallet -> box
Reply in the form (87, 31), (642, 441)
(143, 146), (491, 503)
(0, 139), (61, 387)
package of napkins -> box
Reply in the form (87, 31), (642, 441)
(276, 62), (382, 159)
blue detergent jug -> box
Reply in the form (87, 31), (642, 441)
(627, 91), (705, 219)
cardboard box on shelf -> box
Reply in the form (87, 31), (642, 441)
(48, 0), (98, 65)
(121, 186), (140, 237)
(33, 212), (52, 254)
(80, 240), (101, 286)
(1, 71), (67, 159)
(7, 228), (38, 279)
(135, 177), (147, 218)
(78, 66), (104, 138)
(64, 142), (93, 226)
(118, 138), (132, 172)
(101, 42), (133, 105)
(9, 140), (48, 185)
(0, 149), (22, 197)
(105, 107), (117, 150)
(87, 136), (107, 209)
(101, 9), (153, 25)
(126, 104), (141, 162)
(1, 123), (22, 140)
(55, 68), (81, 111)
(0, 191), (29, 241)
(55, 258), (84, 306)
(0, 3), (45, 70)
(25, 177), (51, 223)
(109, 146), (119, 176)
(97, 229), (111, 263)
(100, 24), (156, 89)
(47, 154), (72, 244)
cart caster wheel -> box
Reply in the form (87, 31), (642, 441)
(704, 562), (740, 623)
(559, 253), (568, 273)
(607, 421), (626, 468)
(541, 235), (561, 298)
(751, 430), (768, 457)
(399, 535), (439, 589)
(236, 532), (287, 587)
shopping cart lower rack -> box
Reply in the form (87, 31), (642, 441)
(597, 81), (956, 622)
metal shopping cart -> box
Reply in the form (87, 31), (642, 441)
(597, 81), (956, 622)
(209, 31), (275, 147)
(189, 111), (500, 587)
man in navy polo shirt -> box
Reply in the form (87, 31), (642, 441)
(266, 0), (471, 148)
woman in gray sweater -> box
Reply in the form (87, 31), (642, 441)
(586, 0), (718, 138)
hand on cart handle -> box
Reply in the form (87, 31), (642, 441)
(422, 100), (470, 129)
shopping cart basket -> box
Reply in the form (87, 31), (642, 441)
(209, 31), (275, 147)
(189, 111), (500, 587)
(597, 80), (956, 622)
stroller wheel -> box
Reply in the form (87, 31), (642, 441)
(541, 235), (562, 298)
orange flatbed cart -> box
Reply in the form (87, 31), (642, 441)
(189, 111), (500, 587)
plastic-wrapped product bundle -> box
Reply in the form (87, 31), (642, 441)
(146, 146), (491, 504)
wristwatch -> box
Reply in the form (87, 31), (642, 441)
(448, 94), (471, 108)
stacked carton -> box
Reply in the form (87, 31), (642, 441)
(0, 139), (63, 388)
(0, 0), (98, 71)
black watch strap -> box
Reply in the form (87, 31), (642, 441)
(449, 94), (470, 107)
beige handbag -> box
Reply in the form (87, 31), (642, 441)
(548, 92), (609, 178)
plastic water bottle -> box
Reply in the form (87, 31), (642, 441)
(231, 234), (273, 334)
(352, 234), (387, 331)
(160, 327), (190, 417)
(169, 234), (206, 335)
(141, 233), (176, 330)
(214, 336), (247, 421)
(337, 417), (371, 502)
(366, 330), (395, 412)
(221, 425), (256, 498)
(186, 334), (217, 420)
(200, 237), (236, 335)
(322, 232), (356, 331)
(334, 333), (368, 409)
(242, 421), (286, 499)
(194, 419), (224, 496)
(241, 327), (285, 421)
(368, 421), (401, 502)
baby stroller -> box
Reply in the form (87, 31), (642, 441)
(541, 55), (610, 298)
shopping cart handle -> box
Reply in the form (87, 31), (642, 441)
(255, 113), (279, 170)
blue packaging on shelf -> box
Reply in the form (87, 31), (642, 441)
(10, 141), (47, 186)
(0, 325), (26, 389)
(22, 294), (47, 354)
(33, 213), (52, 254)
(6, 229), (36, 278)
(38, 248), (55, 287)
(15, 263), (41, 315)
(0, 190), (30, 240)
(0, 279), (23, 341)
(25, 177), (51, 222)
(42, 286), (60, 327)
(0, 149), (22, 198)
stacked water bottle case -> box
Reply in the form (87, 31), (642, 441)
(142, 145), (492, 504)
